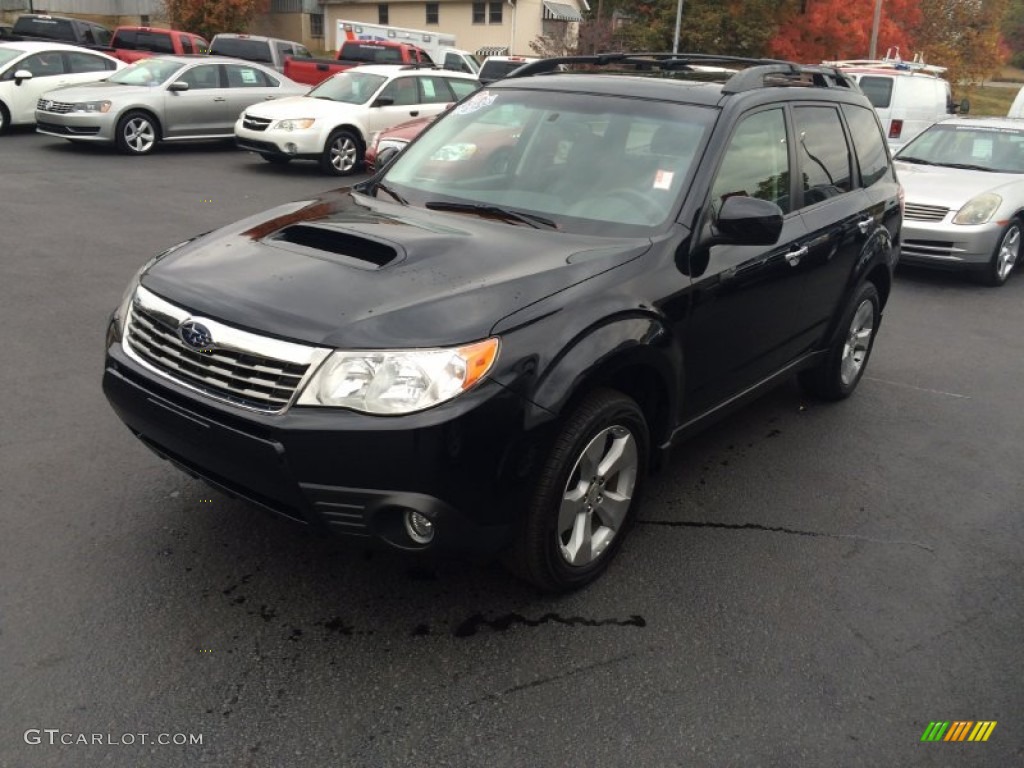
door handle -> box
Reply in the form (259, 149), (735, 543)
(857, 217), (873, 234)
(409, 110), (420, 117)
(785, 246), (808, 266)
(213, 97), (227, 102)
(263, 95), (276, 100)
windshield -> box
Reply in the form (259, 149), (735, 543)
(307, 71), (386, 104)
(897, 123), (1024, 173)
(379, 88), (715, 235)
(107, 58), (183, 86)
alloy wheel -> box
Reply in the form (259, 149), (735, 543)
(124, 117), (155, 154)
(330, 135), (358, 173)
(996, 224), (1020, 282)
(840, 299), (875, 387)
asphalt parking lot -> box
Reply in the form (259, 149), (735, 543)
(2, 128), (1022, 767)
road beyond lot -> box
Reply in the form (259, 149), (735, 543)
(2, 130), (1022, 767)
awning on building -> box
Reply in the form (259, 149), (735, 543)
(476, 46), (510, 57)
(542, 1), (583, 21)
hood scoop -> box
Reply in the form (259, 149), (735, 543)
(268, 224), (401, 269)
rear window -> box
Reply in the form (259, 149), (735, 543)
(857, 76), (894, 109)
(116, 29), (174, 53)
(479, 59), (531, 82)
(12, 16), (75, 42)
(210, 37), (273, 64)
(342, 43), (403, 64)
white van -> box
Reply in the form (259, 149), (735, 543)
(826, 57), (961, 151)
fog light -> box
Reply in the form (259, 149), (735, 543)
(404, 510), (434, 544)
(285, 143), (298, 155)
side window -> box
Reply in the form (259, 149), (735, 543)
(19, 52), (67, 77)
(447, 77), (478, 99)
(194, 37), (210, 54)
(181, 36), (193, 54)
(379, 77), (419, 106)
(137, 30), (174, 54)
(115, 29), (137, 49)
(418, 75), (454, 104)
(842, 104), (892, 188)
(274, 42), (292, 62)
(179, 64), (221, 90)
(711, 108), (791, 214)
(294, 45), (312, 59)
(793, 106), (853, 205)
(92, 25), (111, 46)
(66, 51), (117, 72)
(857, 76), (894, 109)
(226, 65), (271, 88)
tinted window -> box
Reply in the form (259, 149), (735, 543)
(179, 64), (221, 90)
(857, 76), (893, 109)
(210, 37), (273, 63)
(445, 52), (472, 73)
(114, 29), (137, 48)
(226, 64), (273, 88)
(136, 30), (174, 54)
(343, 44), (403, 64)
(12, 17), (75, 41)
(793, 106), (852, 205)
(842, 104), (891, 187)
(479, 59), (530, 82)
(90, 25), (111, 46)
(181, 36), (193, 54)
(66, 51), (116, 72)
(19, 52), (67, 77)
(712, 108), (791, 214)
(194, 37), (209, 54)
(294, 45), (312, 59)
(447, 77), (478, 99)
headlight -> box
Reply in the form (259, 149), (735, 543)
(376, 137), (409, 155)
(274, 118), (316, 131)
(296, 338), (500, 414)
(71, 100), (111, 114)
(952, 192), (1002, 225)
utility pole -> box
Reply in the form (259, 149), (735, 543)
(672, 0), (684, 54)
(868, 0), (883, 59)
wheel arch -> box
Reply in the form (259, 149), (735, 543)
(118, 107), (163, 140)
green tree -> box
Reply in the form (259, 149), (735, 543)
(912, 0), (1010, 82)
(163, 0), (269, 40)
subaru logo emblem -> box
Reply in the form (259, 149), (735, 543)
(179, 320), (214, 351)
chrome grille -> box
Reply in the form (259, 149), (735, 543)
(37, 98), (74, 114)
(123, 286), (329, 413)
(904, 202), (949, 222)
(242, 114), (271, 132)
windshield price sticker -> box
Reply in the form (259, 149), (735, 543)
(456, 90), (498, 115)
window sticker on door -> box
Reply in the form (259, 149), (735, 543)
(455, 90), (497, 115)
(240, 69), (258, 84)
(422, 80), (437, 99)
(653, 169), (674, 190)
(972, 138), (993, 159)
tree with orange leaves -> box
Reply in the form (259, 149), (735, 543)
(164, 0), (270, 42)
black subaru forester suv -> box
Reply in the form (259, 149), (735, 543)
(103, 54), (901, 591)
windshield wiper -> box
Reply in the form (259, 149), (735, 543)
(374, 181), (408, 205)
(942, 162), (996, 172)
(895, 156), (936, 165)
(424, 202), (557, 229)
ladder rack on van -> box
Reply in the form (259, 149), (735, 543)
(824, 49), (946, 76)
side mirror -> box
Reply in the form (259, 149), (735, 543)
(373, 96), (394, 108)
(167, 80), (189, 92)
(959, 97), (970, 115)
(13, 69), (33, 84)
(706, 195), (784, 247)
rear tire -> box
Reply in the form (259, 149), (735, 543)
(505, 388), (648, 592)
(976, 220), (1020, 286)
(0, 102), (10, 136)
(319, 129), (362, 176)
(799, 281), (880, 401)
(115, 110), (159, 155)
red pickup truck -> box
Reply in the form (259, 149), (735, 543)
(107, 26), (209, 64)
(283, 40), (432, 86)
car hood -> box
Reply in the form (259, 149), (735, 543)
(40, 81), (157, 102)
(241, 95), (360, 120)
(139, 188), (650, 349)
(895, 162), (1023, 206)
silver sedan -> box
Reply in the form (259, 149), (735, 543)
(34, 55), (306, 155)
(895, 117), (1024, 286)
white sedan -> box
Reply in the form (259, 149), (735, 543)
(234, 64), (479, 175)
(0, 41), (122, 133)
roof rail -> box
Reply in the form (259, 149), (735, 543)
(503, 53), (858, 92)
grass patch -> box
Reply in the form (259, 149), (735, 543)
(956, 83), (1019, 116)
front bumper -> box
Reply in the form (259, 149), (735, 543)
(234, 121), (324, 158)
(103, 341), (542, 553)
(35, 110), (114, 142)
(900, 216), (1002, 271)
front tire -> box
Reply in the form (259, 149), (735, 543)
(115, 111), (159, 155)
(506, 388), (649, 592)
(319, 129), (362, 176)
(978, 220), (1020, 286)
(0, 102), (10, 136)
(799, 281), (880, 401)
